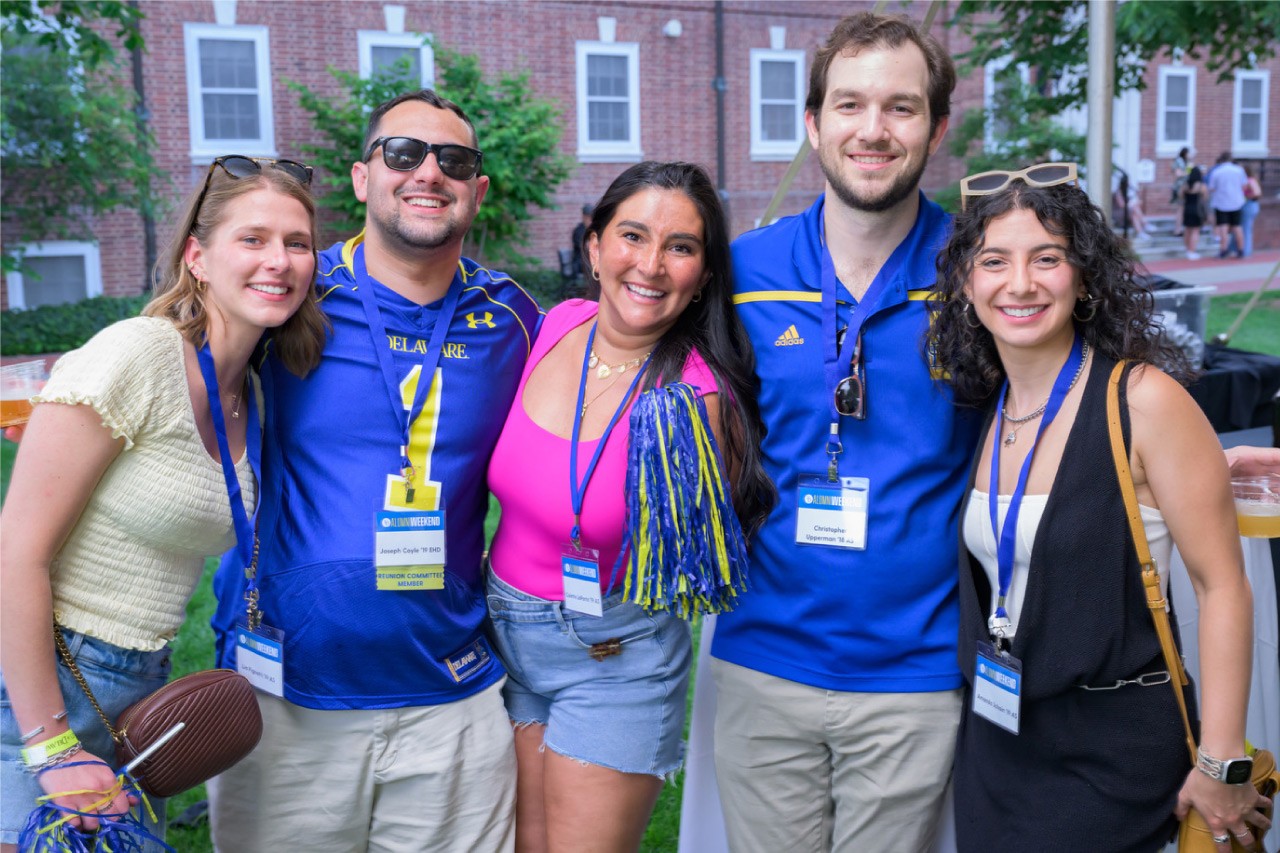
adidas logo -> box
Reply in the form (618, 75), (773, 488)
(774, 325), (805, 346)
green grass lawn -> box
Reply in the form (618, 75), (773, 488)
(1, 289), (1274, 851)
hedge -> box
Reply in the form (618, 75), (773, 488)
(1, 269), (581, 357)
(2, 295), (150, 356)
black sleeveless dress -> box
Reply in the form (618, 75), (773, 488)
(953, 356), (1195, 852)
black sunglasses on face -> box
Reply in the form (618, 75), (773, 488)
(193, 155), (314, 219)
(363, 136), (484, 181)
(834, 330), (866, 420)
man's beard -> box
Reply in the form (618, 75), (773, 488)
(820, 147), (929, 214)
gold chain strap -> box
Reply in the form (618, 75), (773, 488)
(53, 623), (122, 744)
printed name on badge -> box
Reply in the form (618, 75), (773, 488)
(795, 476), (869, 549)
(973, 641), (1022, 734)
(374, 510), (446, 589)
(237, 621), (285, 697)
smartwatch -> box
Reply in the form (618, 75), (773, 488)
(1196, 748), (1254, 785)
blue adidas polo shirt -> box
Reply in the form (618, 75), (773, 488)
(712, 193), (982, 693)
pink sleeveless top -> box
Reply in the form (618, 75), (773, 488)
(487, 299), (718, 599)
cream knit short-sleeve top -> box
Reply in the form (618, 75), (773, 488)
(32, 316), (256, 651)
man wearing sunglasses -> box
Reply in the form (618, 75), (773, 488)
(208, 90), (540, 851)
(709, 13), (983, 852)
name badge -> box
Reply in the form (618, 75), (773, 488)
(973, 641), (1022, 734)
(236, 621), (285, 697)
(562, 543), (603, 617)
(375, 510), (446, 590)
(795, 476), (869, 549)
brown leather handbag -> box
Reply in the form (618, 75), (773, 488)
(55, 625), (263, 798)
(1106, 362), (1279, 852)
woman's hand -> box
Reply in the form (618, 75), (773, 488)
(35, 753), (136, 832)
(1175, 768), (1272, 851)
(1225, 445), (1280, 478)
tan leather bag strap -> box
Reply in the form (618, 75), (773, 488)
(1106, 360), (1198, 765)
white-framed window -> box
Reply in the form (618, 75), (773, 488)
(750, 49), (805, 160)
(358, 30), (433, 86)
(1156, 65), (1195, 157)
(1233, 70), (1270, 155)
(7, 241), (103, 310)
(575, 41), (641, 161)
(184, 23), (274, 160)
(983, 57), (1032, 151)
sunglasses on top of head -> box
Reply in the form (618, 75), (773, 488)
(363, 136), (484, 181)
(193, 155), (314, 219)
(958, 162), (1078, 211)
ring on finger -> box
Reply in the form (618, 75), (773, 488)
(1213, 834), (1230, 843)
(1233, 829), (1252, 838)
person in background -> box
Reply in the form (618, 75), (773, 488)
(485, 161), (774, 852)
(0, 156), (325, 851)
(571, 203), (594, 284)
(1171, 146), (1190, 237)
(1208, 151), (1247, 260)
(1240, 165), (1262, 259)
(930, 165), (1268, 851)
(1182, 164), (1208, 260)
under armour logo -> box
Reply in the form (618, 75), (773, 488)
(465, 312), (495, 329)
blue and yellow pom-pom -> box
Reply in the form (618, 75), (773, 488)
(617, 382), (750, 619)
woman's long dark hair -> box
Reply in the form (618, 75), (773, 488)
(929, 179), (1190, 408)
(586, 161), (776, 537)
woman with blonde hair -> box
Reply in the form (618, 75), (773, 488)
(0, 155), (326, 849)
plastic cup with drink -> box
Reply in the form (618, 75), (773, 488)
(0, 360), (49, 430)
(1233, 474), (1280, 539)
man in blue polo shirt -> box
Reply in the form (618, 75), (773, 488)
(710, 13), (981, 851)
(208, 90), (541, 851)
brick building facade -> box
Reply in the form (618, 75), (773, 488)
(1, 0), (1275, 310)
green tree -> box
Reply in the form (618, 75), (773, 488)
(949, 0), (1280, 112)
(1, 1), (160, 274)
(290, 42), (572, 267)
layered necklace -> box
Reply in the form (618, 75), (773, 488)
(1001, 341), (1089, 446)
(581, 344), (652, 415)
(589, 347), (648, 379)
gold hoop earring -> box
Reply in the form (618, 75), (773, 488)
(962, 300), (982, 329)
(1073, 295), (1098, 323)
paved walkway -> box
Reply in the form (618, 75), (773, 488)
(1140, 248), (1280, 296)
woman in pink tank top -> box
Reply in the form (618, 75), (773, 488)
(486, 162), (775, 852)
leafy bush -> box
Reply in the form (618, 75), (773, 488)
(1, 294), (148, 355)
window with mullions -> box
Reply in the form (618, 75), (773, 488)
(576, 41), (641, 161)
(184, 23), (274, 159)
(751, 49), (805, 160)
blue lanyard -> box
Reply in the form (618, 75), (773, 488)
(986, 335), (1085, 631)
(195, 343), (262, 578)
(568, 323), (651, 548)
(352, 244), (462, 483)
(818, 203), (900, 479)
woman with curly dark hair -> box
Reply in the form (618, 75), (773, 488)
(928, 165), (1266, 851)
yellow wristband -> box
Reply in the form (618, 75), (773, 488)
(20, 729), (79, 766)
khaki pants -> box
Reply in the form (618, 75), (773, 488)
(208, 681), (516, 852)
(712, 660), (960, 853)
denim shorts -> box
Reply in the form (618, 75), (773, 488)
(1, 628), (171, 846)
(485, 568), (692, 778)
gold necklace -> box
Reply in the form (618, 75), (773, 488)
(589, 347), (649, 379)
(225, 378), (246, 420)
(580, 373), (624, 416)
